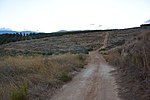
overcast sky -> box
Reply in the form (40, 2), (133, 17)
(0, 0), (150, 32)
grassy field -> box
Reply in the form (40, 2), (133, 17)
(1, 27), (150, 100)
(0, 53), (86, 100)
(0, 32), (106, 56)
(0, 30), (105, 100)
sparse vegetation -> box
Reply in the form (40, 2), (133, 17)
(1, 27), (150, 100)
(0, 30), (108, 45)
(105, 30), (150, 100)
(0, 31), (105, 56)
(0, 53), (86, 100)
(11, 82), (28, 100)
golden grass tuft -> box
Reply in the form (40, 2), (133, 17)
(0, 53), (86, 100)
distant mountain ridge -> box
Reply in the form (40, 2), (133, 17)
(0, 28), (81, 34)
(0, 28), (37, 34)
(145, 19), (150, 23)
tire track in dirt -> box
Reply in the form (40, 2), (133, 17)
(50, 50), (120, 100)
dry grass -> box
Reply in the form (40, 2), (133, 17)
(0, 32), (105, 56)
(104, 30), (150, 100)
(0, 53), (86, 100)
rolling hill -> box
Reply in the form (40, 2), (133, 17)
(0, 26), (150, 100)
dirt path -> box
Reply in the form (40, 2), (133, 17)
(50, 50), (120, 100)
(98, 32), (109, 51)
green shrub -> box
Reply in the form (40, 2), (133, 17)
(11, 82), (28, 100)
(58, 71), (71, 82)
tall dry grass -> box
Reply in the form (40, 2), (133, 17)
(105, 30), (150, 100)
(0, 53), (86, 100)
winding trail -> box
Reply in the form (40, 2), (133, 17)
(50, 33), (120, 100)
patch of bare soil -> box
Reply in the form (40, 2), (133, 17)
(50, 51), (120, 100)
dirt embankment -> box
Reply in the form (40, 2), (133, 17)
(104, 29), (150, 100)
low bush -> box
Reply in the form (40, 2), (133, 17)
(11, 82), (28, 100)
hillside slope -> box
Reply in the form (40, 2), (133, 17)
(0, 27), (150, 100)
(103, 28), (150, 100)
(0, 27), (147, 56)
(0, 32), (106, 56)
